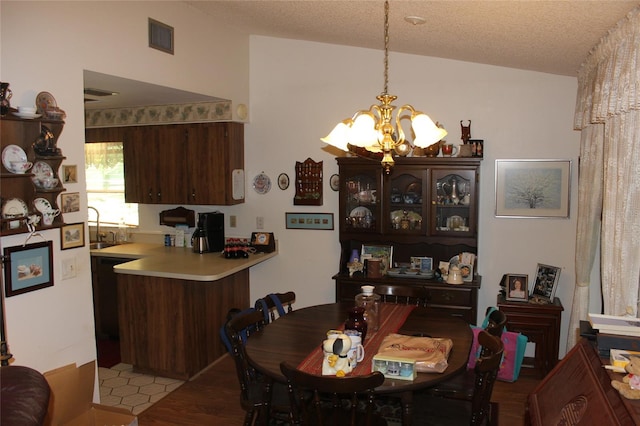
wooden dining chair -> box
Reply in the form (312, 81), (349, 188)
(426, 308), (507, 401)
(280, 361), (387, 426)
(223, 308), (290, 425)
(375, 284), (428, 307)
(414, 331), (504, 425)
(254, 291), (296, 324)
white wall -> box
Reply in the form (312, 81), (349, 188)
(1, 0), (581, 383)
(1, 0), (249, 376)
(239, 36), (580, 357)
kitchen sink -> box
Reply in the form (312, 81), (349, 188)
(89, 242), (117, 250)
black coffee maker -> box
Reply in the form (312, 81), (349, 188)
(196, 212), (224, 253)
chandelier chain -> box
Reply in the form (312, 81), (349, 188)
(383, 0), (389, 95)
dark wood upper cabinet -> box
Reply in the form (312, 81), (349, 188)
(88, 122), (244, 206)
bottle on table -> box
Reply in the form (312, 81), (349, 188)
(345, 306), (368, 342)
(355, 285), (380, 332)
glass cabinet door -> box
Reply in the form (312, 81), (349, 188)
(387, 170), (426, 234)
(431, 169), (476, 236)
(341, 169), (380, 233)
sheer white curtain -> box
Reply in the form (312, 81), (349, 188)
(569, 7), (640, 348)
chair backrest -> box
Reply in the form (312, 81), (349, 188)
(484, 308), (507, 338)
(375, 284), (427, 307)
(280, 361), (386, 426)
(470, 330), (504, 426)
(255, 291), (296, 324)
(223, 308), (267, 406)
(479, 308), (507, 360)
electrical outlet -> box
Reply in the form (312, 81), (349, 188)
(256, 216), (264, 229)
(230, 215), (237, 228)
(61, 257), (77, 280)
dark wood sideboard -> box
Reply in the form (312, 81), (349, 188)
(497, 295), (563, 378)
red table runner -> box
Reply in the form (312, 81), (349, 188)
(297, 303), (415, 376)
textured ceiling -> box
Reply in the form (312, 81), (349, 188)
(186, 0), (639, 76)
(85, 1), (639, 109)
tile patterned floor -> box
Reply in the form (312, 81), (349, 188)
(98, 363), (185, 415)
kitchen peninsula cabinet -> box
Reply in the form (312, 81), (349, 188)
(117, 270), (249, 380)
(87, 122), (244, 205)
(334, 156), (482, 323)
(90, 243), (277, 380)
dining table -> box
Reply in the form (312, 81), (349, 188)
(244, 301), (473, 426)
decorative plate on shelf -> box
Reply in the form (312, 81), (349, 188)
(252, 172), (271, 194)
(2, 198), (28, 219)
(349, 206), (372, 218)
(330, 174), (340, 191)
(32, 161), (54, 180)
(36, 91), (57, 115)
(2, 144), (28, 171)
(33, 198), (54, 214)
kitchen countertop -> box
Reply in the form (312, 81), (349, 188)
(90, 243), (277, 282)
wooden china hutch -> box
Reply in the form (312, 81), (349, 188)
(334, 156), (482, 324)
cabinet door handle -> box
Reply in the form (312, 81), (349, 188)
(148, 189), (153, 200)
(191, 189), (196, 200)
(157, 190), (161, 200)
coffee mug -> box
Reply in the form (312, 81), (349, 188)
(441, 144), (458, 157)
(347, 335), (365, 367)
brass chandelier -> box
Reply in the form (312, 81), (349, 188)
(321, 0), (447, 173)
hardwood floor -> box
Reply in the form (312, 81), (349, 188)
(138, 354), (540, 425)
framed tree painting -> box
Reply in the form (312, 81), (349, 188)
(495, 159), (571, 218)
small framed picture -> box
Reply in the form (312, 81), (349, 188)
(60, 222), (85, 250)
(277, 173), (290, 190)
(61, 192), (80, 213)
(361, 244), (393, 275)
(329, 174), (340, 191)
(3, 241), (54, 297)
(62, 165), (78, 184)
(532, 264), (561, 302)
(410, 256), (432, 272)
(459, 263), (474, 282)
(506, 274), (529, 302)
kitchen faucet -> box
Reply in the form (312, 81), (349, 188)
(88, 206), (104, 242)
